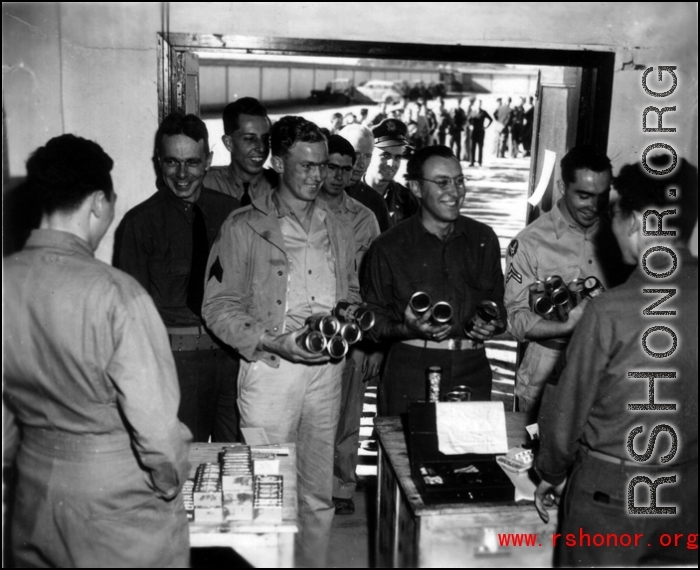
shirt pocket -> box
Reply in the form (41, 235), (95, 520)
(148, 259), (190, 307)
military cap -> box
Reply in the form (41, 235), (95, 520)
(372, 118), (408, 148)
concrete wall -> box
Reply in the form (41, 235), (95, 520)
(3, 2), (697, 263)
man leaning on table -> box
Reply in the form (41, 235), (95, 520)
(202, 115), (360, 568)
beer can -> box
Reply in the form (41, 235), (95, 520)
(567, 278), (586, 306)
(534, 295), (556, 320)
(326, 336), (349, 359)
(339, 322), (363, 345)
(430, 301), (453, 324)
(427, 366), (442, 403)
(583, 276), (605, 298)
(333, 300), (376, 332)
(446, 391), (469, 402)
(409, 291), (432, 316)
(305, 314), (341, 338)
(528, 280), (546, 312)
(296, 330), (327, 354)
(464, 300), (499, 337)
(544, 275), (563, 295)
(551, 286), (574, 322)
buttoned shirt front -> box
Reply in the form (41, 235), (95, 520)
(318, 191), (380, 274)
(363, 214), (506, 341)
(204, 164), (277, 202)
(114, 185), (238, 327)
(276, 195), (337, 332)
(505, 199), (615, 342)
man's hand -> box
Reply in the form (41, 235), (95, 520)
(467, 318), (505, 342)
(259, 328), (330, 365)
(534, 477), (567, 524)
(404, 303), (451, 341)
(361, 349), (384, 381)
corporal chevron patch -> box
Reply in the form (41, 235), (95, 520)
(506, 263), (522, 284)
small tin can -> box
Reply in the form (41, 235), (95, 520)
(534, 295), (556, 320)
(583, 276), (605, 298)
(430, 301), (453, 324)
(446, 391), (469, 402)
(296, 330), (327, 354)
(426, 366), (442, 403)
(464, 300), (499, 338)
(544, 275), (564, 295)
(305, 314), (341, 338)
(452, 385), (473, 401)
(333, 300), (376, 331)
(409, 291), (432, 316)
(528, 280), (546, 312)
(551, 286), (574, 322)
(326, 336), (349, 359)
(339, 322), (363, 345)
(567, 278), (586, 306)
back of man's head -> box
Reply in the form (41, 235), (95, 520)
(27, 134), (114, 216)
(156, 112), (210, 155)
(223, 97), (269, 135)
(560, 145), (612, 185)
(270, 116), (325, 157)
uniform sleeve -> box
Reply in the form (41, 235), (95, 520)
(484, 228), (508, 327)
(535, 302), (609, 484)
(201, 219), (264, 362)
(113, 215), (151, 292)
(504, 235), (543, 341)
(362, 241), (402, 341)
(107, 283), (191, 499)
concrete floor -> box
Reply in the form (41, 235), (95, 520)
(328, 480), (376, 568)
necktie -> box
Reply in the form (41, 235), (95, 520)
(187, 203), (209, 317)
(241, 182), (252, 207)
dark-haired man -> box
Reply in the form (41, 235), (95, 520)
(114, 112), (240, 442)
(505, 146), (627, 416)
(204, 96), (276, 205)
(534, 164), (697, 567)
(5, 135), (191, 567)
(363, 118), (420, 227)
(317, 135), (381, 515)
(202, 117), (360, 568)
(363, 145), (506, 416)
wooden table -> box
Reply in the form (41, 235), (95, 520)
(375, 414), (557, 568)
(188, 443), (298, 568)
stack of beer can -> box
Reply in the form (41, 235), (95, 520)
(253, 475), (284, 522)
(409, 292), (453, 325)
(296, 301), (376, 359)
(528, 275), (605, 322)
(192, 462), (223, 522)
(221, 446), (254, 521)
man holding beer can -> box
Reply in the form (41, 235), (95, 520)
(504, 146), (629, 417)
(362, 145), (506, 416)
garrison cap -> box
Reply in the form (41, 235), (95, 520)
(372, 118), (408, 148)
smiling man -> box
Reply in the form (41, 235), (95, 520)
(363, 118), (420, 227)
(202, 117), (360, 568)
(204, 97), (276, 205)
(504, 145), (629, 417)
(114, 112), (240, 443)
(362, 146), (506, 415)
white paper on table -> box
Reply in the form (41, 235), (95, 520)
(527, 149), (556, 206)
(435, 402), (508, 455)
(498, 463), (537, 501)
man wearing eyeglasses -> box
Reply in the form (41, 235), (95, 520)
(114, 112), (240, 443)
(317, 135), (381, 515)
(362, 145), (506, 416)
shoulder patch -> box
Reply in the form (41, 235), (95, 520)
(208, 256), (224, 283)
(508, 239), (518, 257)
(506, 263), (522, 284)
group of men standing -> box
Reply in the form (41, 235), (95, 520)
(4, 91), (696, 568)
